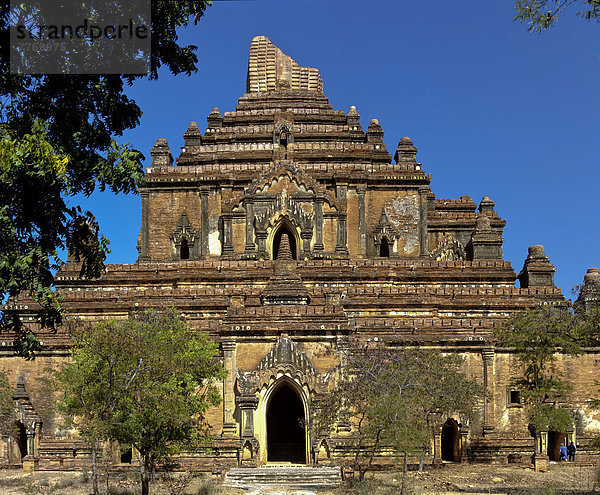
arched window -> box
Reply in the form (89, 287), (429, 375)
(180, 239), (190, 260)
(379, 237), (390, 257)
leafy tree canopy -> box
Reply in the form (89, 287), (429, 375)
(515, 0), (600, 32)
(314, 346), (484, 482)
(0, 1), (212, 358)
(0, 371), (15, 437)
(56, 309), (225, 495)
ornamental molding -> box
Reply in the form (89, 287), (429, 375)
(170, 211), (198, 246)
(236, 336), (331, 395)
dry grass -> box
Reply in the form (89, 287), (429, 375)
(0, 463), (597, 495)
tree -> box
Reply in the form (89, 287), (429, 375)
(56, 318), (145, 495)
(0, 371), (15, 437)
(55, 309), (226, 495)
(406, 351), (485, 471)
(494, 305), (579, 453)
(313, 345), (483, 490)
(0, 1), (212, 358)
(514, 0), (600, 32)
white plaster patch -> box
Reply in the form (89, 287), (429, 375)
(384, 196), (419, 253)
(501, 409), (510, 428)
(575, 408), (600, 434)
(209, 218), (221, 256)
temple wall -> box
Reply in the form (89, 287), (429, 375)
(365, 189), (421, 258)
(147, 190), (202, 260)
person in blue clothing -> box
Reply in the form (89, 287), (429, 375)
(559, 444), (568, 461)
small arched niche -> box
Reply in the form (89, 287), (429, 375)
(180, 239), (190, 260)
(379, 237), (390, 257)
(280, 131), (288, 149)
(271, 222), (298, 260)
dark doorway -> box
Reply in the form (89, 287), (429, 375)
(267, 384), (305, 463)
(10, 422), (27, 463)
(180, 239), (190, 260)
(121, 446), (133, 464)
(547, 431), (565, 461)
(273, 226), (297, 260)
(379, 238), (390, 257)
(441, 419), (461, 462)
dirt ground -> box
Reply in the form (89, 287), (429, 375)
(366, 462), (599, 494)
(0, 462), (597, 495)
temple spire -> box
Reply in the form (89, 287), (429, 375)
(246, 35), (323, 93)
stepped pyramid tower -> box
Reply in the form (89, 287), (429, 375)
(1, 35), (598, 471)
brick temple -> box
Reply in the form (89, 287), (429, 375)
(1, 36), (599, 471)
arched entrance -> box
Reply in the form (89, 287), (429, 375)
(441, 418), (461, 462)
(266, 383), (306, 463)
(272, 224), (298, 260)
(547, 431), (565, 461)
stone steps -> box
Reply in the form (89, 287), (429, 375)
(224, 466), (342, 490)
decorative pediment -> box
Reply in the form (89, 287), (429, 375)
(227, 162), (339, 211)
(431, 239), (466, 261)
(170, 211), (198, 259)
(274, 122), (294, 145)
(373, 211), (399, 245)
(236, 336), (330, 395)
(254, 196), (314, 234)
(170, 211), (197, 245)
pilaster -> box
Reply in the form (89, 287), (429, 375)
(314, 198), (324, 252)
(481, 347), (495, 435)
(357, 185), (367, 254)
(419, 186), (429, 258)
(222, 339), (238, 437)
(138, 190), (150, 261)
(222, 213), (234, 256)
(244, 198), (256, 258)
(335, 213), (348, 255)
(200, 187), (209, 257)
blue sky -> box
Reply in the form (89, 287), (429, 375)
(74, 0), (600, 301)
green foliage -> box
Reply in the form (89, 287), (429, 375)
(107, 309), (226, 463)
(494, 305), (579, 440)
(55, 308), (225, 495)
(0, 370), (15, 435)
(514, 0), (600, 32)
(314, 346), (484, 480)
(0, 1), (212, 357)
